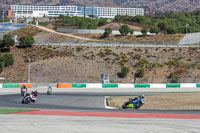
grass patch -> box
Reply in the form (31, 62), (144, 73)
(0, 109), (33, 114)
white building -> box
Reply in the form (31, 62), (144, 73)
(11, 5), (144, 19)
(97, 7), (144, 19)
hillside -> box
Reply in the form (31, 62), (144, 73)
(0, 45), (200, 83)
(1, 0), (200, 14)
(8, 24), (184, 44)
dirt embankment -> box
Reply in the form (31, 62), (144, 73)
(108, 93), (200, 110)
(8, 24), (184, 44)
(8, 25), (97, 43)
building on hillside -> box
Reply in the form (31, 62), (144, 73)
(11, 5), (144, 19)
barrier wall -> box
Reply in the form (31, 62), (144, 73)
(19, 83), (32, 88)
(56, 83), (200, 88)
(57, 84), (72, 88)
(0, 83), (32, 88)
(2, 83), (19, 88)
(0, 83), (200, 88)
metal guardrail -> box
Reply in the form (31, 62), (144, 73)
(35, 42), (200, 48)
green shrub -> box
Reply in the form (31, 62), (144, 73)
(135, 68), (144, 78)
(119, 25), (131, 36)
(76, 46), (83, 52)
(141, 28), (147, 37)
(121, 66), (130, 78)
(0, 62), (4, 73)
(167, 72), (181, 83)
(132, 54), (141, 60)
(150, 26), (160, 34)
(98, 51), (105, 57)
(3, 54), (14, 67)
(0, 35), (15, 49)
(104, 48), (112, 55)
(103, 27), (112, 38)
(130, 29), (134, 35)
(19, 36), (35, 48)
(134, 59), (150, 67)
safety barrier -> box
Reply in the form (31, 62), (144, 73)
(2, 83), (19, 88)
(197, 84), (200, 88)
(0, 83), (32, 88)
(0, 83), (200, 88)
(57, 84), (72, 88)
(56, 83), (200, 88)
(19, 83), (32, 88)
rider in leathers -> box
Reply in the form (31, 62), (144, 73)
(129, 95), (144, 107)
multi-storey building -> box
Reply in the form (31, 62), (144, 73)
(11, 5), (144, 18)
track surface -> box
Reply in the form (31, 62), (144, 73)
(1, 91), (200, 133)
(1, 92), (200, 115)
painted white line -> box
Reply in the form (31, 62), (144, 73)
(104, 96), (118, 109)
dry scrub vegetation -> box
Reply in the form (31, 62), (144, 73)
(75, 33), (184, 44)
(1, 45), (200, 83)
(8, 25), (184, 44)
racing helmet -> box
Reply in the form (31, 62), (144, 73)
(129, 97), (133, 101)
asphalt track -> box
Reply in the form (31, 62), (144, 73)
(1, 89), (200, 133)
(1, 92), (200, 115)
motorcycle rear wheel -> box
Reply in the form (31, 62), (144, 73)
(134, 102), (143, 109)
(25, 97), (31, 104)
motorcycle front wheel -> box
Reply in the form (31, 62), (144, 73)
(122, 101), (131, 109)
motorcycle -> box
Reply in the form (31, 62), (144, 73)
(22, 90), (38, 104)
(47, 90), (51, 95)
(122, 96), (144, 109)
(47, 87), (52, 95)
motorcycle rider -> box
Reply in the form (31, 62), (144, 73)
(21, 84), (28, 96)
(47, 85), (52, 95)
(129, 95), (144, 107)
(31, 90), (38, 97)
(22, 90), (38, 103)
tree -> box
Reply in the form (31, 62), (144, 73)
(1, 35), (15, 49)
(119, 25), (131, 36)
(103, 27), (112, 38)
(166, 26), (177, 34)
(0, 62), (4, 73)
(19, 36), (35, 48)
(158, 21), (168, 31)
(58, 14), (65, 20)
(114, 15), (122, 22)
(135, 68), (144, 78)
(141, 28), (147, 37)
(3, 54), (14, 67)
(150, 26), (160, 34)
(98, 19), (108, 27)
(0, 39), (2, 46)
(121, 66), (130, 78)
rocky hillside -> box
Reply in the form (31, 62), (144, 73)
(1, 45), (200, 83)
(1, 0), (200, 14)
